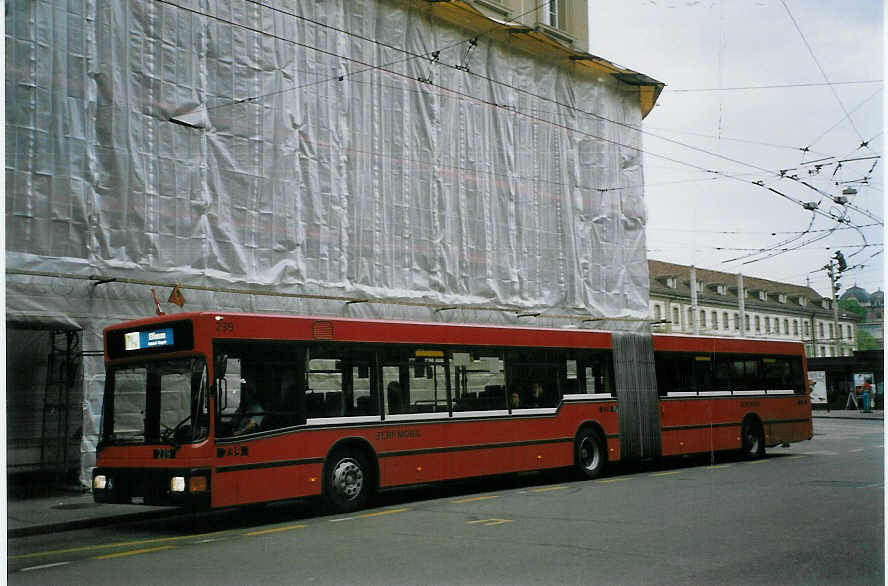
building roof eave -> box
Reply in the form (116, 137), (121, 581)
(424, 0), (665, 118)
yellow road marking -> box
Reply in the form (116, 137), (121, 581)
(94, 545), (174, 560)
(468, 518), (512, 526)
(748, 459), (769, 464)
(705, 464), (732, 469)
(10, 530), (230, 561)
(595, 478), (625, 484)
(529, 485), (568, 493)
(357, 507), (409, 519)
(451, 495), (498, 504)
(652, 470), (681, 477)
(244, 524), (307, 536)
(784, 455), (806, 460)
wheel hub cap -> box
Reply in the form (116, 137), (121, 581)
(582, 439), (599, 470)
(332, 460), (363, 499)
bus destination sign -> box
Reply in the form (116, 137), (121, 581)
(124, 328), (174, 351)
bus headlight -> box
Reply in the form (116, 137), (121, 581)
(170, 476), (186, 492)
(93, 475), (107, 490)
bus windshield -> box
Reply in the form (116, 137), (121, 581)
(102, 357), (208, 447)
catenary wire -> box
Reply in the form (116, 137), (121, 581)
(158, 0), (879, 230)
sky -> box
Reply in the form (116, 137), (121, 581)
(586, 0), (884, 298)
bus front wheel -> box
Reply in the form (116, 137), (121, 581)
(575, 428), (606, 479)
(324, 448), (371, 513)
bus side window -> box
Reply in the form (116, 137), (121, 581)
(713, 355), (731, 392)
(762, 357), (798, 391)
(307, 346), (378, 418)
(504, 349), (563, 409)
(451, 352), (506, 412)
(406, 353), (449, 414)
(578, 351), (614, 396)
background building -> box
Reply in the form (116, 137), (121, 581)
(839, 285), (884, 349)
(6, 1), (662, 488)
(648, 260), (859, 358)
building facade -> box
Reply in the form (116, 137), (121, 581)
(648, 260), (859, 358)
(6, 1), (662, 487)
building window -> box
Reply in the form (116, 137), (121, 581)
(849, 325), (854, 339)
(793, 320), (799, 336)
(828, 323), (834, 339)
(687, 308), (694, 329)
(653, 305), (662, 320)
(819, 322), (824, 338)
(755, 315), (761, 333)
(716, 284), (726, 295)
(699, 310), (706, 328)
(745, 315), (751, 331)
(783, 319), (789, 335)
(804, 321), (810, 337)
(723, 312), (729, 330)
(666, 277), (677, 289)
(765, 317), (770, 333)
(759, 290), (767, 301)
(712, 311), (718, 330)
(542, 0), (559, 27)
(778, 293), (787, 304)
(672, 306), (680, 325)
(799, 296), (807, 307)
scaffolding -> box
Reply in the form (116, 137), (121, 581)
(40, 330), (82, 486)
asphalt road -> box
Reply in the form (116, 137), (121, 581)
(9, 419), (883, 585)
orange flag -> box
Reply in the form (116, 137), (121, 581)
(168, 285), (185, 308)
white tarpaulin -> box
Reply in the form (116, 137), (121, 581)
(6, 0), (659, 486)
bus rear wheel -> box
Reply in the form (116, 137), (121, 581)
(575, 428), (606, 479)
(324, 448), (371, 513)
(741, 419), (765, 460)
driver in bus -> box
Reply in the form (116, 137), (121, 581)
(233, 384), (265, 435)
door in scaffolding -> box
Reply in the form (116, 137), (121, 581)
(6, 326), (83, 488)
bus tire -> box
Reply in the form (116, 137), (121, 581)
(324, 448), (371, 513)
(741, 418), (765, 460)
(575, 427), (606, 479)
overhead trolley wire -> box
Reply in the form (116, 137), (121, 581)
(803, 87), (883, 153)
(668, 80), (883, 92)
(156, 0), (878, 231)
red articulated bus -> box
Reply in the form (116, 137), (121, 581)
(93, 312), (812, 512)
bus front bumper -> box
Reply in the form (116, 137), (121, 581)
(92, 466), (211, 509)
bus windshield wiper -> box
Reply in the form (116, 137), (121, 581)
(160, 414), (192, 449)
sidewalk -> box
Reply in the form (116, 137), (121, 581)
(811, 408), (884, 421)
(7, 489), (177, 538)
